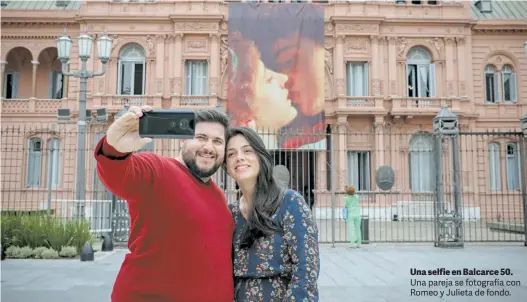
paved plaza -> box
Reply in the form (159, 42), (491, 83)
(1, 244), (527, 302)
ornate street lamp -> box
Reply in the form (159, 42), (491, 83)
(57, 31), (113, 214)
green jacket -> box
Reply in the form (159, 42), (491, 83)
(344, 194), (361, 217)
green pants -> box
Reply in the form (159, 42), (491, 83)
(348, 215), (362, 247)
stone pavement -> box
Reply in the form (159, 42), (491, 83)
(1, 244), (527, 302)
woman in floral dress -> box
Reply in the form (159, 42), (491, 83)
(225, 127), (320, 302)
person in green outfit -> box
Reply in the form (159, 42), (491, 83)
(344, 185), (362, 248)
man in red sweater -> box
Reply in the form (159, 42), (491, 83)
(94, 105), (234, 302)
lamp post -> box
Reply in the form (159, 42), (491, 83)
(57, 31), (112, 214)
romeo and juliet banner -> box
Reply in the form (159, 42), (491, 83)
(227, 2), (326, 150)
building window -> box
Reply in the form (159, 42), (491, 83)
(185, 60), (208, 96)
(347, 151), (371, 191)
(488, 142), (501, 191)
(409, 133), (434, 192)
(406, 47), (436, 98)
(501, 65), (517, 103)
(118, 44), (146, 95)
(346, 62), (369, 97)
(27, 138), (43, 188)
(49, 71), (64, 99)
(484, 65), (498, 103)
(506, 142), (520, 191)
(47, 138), (61, 187)
(3, 71), (19, 99)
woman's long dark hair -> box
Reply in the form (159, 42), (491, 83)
(226, 127), (287, 249)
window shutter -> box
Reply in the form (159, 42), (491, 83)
(346, 63), (351, 96)
(185, 61), (191, 95)
(200, 61), (208, 95)
(493, 73), (499, 103)
(406, 64), (411, 97)
(13, 72), (20, 98)
(510, 72), (517, 103)
(429, 63), (436, 97)
(363, 62), (369, 96)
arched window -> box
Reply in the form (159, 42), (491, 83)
(484, 65), (498, 103)
(506, 142), (520, 191)
(406, 47), (436, 98)
(409, 133), (434, 192)
(118, 44), (146, 95)
(488, 142), (501, 191)
(501, 65), (517, 103)
(46, 138), (61, 187)
(27, 138), (43, 187)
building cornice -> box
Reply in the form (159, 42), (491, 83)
(1, 35), (60, 40)
(382, 18), (473, 25)
(472, 20), (527, 33)
(1, 20), (78, 27)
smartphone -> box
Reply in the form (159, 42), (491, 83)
(138, 109), (195, 139)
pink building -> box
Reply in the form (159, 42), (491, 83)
(1, 0), (526, 243)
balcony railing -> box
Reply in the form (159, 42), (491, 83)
(1, 98), (64, 114)
(179, 96), (211, 107)
(390, 97), (466, 116)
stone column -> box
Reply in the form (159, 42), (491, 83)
(388, 37), (397, 96)
(337, 115), (347, 191)
(146, 59), (154, 96)
(209, 34), (220, 96)
(397, 61), (406, 97)
(168, 35), (175, 95)
(370, 35), (380, 96)
(433, 105), (463, 248)
(173, 34), (184, 95)
(455, 36), (466, 97)
(107, 59), (116, 95)
(374, 115), (385, 168)
(464, 36), (474, 100)
(335, 35), (345, 96)
(31, 60), (39, 98)
(0, 61), (7, 96)
(378, 36), (387, 96)
(155, 35), (165, 96)
(445, 37), (455, 97)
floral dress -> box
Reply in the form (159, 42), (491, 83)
(229, 190), (320, 302)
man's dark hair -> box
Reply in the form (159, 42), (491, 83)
(195, 109), (230, 137)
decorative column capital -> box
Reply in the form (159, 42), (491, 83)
(337, 115), (347, 125)
(31, 60), (39, 65)
(209, 33), (221, 41)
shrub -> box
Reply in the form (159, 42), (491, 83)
(41, 248), (59, 259)
(5, 246), (20, 258)
(1, 212), (93, 255)
(32, 246), (50, 259)
(18, 246), (34, 258)
(59, 246), (78, 258)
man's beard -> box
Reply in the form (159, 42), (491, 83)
(182, 150), (221, 179)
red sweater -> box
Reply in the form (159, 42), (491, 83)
(94, 136), (234, 302)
